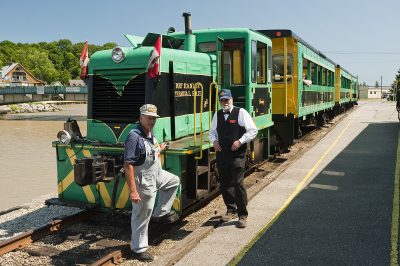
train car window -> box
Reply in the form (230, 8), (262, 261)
(198, 42), (216, 52)
(317, 65), (322, 85)
(233, 49), (243, 84)
(223, 51), (231, 87)
(302, 58), (308, 80)
(256, 42), (267, 84)
(310, 62), (316, 84)
(222, 39), (245, 85)
(267, 46), (272, 83)
(272, 54), (293, 83)
(322, 68), (327, 86)
(251, 40), (257, 83)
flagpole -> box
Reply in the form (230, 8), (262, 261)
(159, 35), (162, 77)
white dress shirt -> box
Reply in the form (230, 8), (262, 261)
(209, 106), (258, 145)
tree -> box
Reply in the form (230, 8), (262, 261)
(375, 81), (380, 88)
(0, 39), (119, 84)
(362, 81), (367, 86)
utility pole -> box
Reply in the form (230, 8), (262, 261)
(381, 75), (383, 102)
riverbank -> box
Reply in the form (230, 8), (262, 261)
(0, 102), (87, 121)
(0, 101), (86, 115)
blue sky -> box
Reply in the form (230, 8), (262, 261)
(2, 0), (399, 86)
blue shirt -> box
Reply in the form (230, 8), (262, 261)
(124, 123), (154, 166)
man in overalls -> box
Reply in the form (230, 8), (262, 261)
(124, 104), (180, 262)
(209, 89), (258, 228)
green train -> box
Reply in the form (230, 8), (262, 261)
(53, 14), (357, 214)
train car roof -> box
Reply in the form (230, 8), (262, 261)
(257, 29), (336, 66)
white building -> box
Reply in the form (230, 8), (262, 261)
(367, 86), (391, 99)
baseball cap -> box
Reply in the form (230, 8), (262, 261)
(140, 104), (160, 117)
(219, 89), (232, 100)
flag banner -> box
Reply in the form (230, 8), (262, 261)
(148, 35), (161, 79)
(80, 41), (89, 80)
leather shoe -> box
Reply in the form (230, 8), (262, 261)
(132, 251), (154, 262)
(151, 211), (179, 224)
(220, 211), (237, 222)
(237, 216), (247, 228)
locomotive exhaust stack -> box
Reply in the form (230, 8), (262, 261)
(183, 12), (195, 52)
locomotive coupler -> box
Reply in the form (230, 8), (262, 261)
(74, 155), (123, 186)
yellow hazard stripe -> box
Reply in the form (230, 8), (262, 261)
(390, 129), (400, 265)
(58, 170), (74, 194)
(98, 183), (111, 207)
(65, 148), (77, 165)
(57, 148), (77, 193)
(229, 120), (352, 265)
(83, 186), (96, 203)
(116, 183), (130, 208)
(82, 149), (91, 157)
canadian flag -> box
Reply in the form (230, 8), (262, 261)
(148, 35), (162, 79)
(80, 41), (89, 80)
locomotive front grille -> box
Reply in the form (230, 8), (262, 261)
(91, 72), (146, 123)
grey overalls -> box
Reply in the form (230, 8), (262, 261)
(130, 135), (180, 253)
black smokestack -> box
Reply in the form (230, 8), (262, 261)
(182, 12), (192, 35)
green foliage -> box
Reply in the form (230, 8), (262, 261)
(9, 105), (19, 112)
(0, 40), (118, 85)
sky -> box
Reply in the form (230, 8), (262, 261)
(2, 0), (399, 86)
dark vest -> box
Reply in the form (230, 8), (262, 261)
(216, 107), (246, 156)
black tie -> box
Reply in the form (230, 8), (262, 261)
(223, 111), (230, 115)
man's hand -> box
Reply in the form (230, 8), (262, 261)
(213, 140), (222, 152)
(130, 191), (141, 203)
(160, 142), (169, 151)
(231, 140), (242, 151)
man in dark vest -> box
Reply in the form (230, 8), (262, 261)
(209, 89), (258, 228)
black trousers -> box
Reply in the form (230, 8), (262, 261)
(216, 152), (248, 217)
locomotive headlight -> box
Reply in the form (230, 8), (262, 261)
(112, 47), (125, 63)
(57, 130), (72, 145)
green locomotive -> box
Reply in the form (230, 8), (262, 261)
(53, 13), (274, 213)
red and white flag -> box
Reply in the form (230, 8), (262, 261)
(80, 41), (89, 80)
(148, 35), (162, 79)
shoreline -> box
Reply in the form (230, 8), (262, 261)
(0, 101), (86, 115)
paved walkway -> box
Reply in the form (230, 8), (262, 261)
(175, 101), (399, 265)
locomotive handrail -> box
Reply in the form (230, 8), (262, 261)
(209, 82), (219, 130)
(194, 82), (204, 160)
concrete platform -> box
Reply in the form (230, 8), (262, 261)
(174, 101), (399, 265)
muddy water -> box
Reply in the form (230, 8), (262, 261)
(0, 104), (87, 211)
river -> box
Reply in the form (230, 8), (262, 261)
(0, 104), (87, 211)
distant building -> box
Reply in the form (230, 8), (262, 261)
(367, 86), (391, 99)
(69, 79), (85, 86)
(51, 81), (63, 86)
(0, 63), (45, 87)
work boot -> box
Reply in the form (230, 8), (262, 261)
(151, 211), (179, 224)
(237, 216), (247, 228)
(132, 251), (154, 262)
(220, 211), (237, 222)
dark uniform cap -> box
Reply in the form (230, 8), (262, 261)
(219, 89), (232, 100)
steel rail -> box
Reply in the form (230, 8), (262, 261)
(0, 209), (95, 256)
